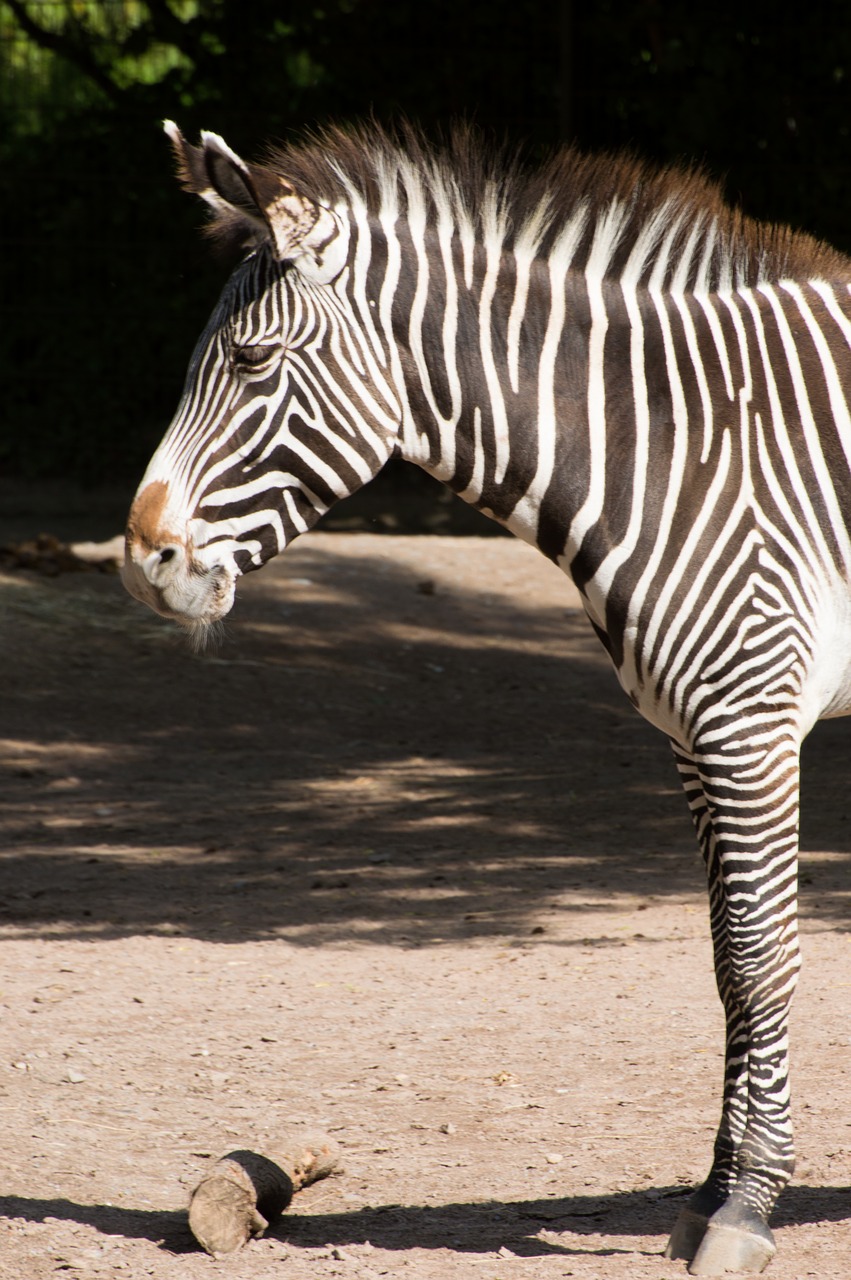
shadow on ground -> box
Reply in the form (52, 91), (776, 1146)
(1, 1181), (848, 1258)
(2, 534), (849, 943)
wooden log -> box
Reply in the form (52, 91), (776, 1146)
(266, 1133), (339, 1192)
(188, 1134), (339, 1257)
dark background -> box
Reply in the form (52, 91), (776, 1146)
(1, 0), (850, 489)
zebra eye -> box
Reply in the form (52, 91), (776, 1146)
(231, 343), (280, 374)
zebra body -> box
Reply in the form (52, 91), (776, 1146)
(124, 123), (851, 1274)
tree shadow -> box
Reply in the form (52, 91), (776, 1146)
(1, 534), (849, 943)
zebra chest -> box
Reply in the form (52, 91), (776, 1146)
(576, 602), (687, 740)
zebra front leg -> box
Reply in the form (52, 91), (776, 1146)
(664, 734), (801, 1275)
(664, 743), (750, 1263)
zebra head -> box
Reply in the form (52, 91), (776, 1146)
(123, 124), (401, 638)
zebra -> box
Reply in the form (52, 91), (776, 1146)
(123, 120), (851, 1275)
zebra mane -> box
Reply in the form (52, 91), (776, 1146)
(254, 122), (851, 294)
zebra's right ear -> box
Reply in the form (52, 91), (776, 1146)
(164, 121), (345, 277)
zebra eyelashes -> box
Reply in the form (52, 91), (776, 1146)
(230, 342), (284, 376)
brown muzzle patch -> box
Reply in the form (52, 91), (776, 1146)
(126, 480), (180, 552)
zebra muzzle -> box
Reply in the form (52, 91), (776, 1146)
(122, 537), (235, 626)
(123, 480), (237, 625)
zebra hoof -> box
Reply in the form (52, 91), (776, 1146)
(686, 1220), (776, 1275)
(663, 1207), (709, 1262)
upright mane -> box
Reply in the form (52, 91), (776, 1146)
(258, 121), (851, 294)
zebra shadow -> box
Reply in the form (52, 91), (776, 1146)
(274, 1185), (851, 1254)
(1, 1183), (848, 1258)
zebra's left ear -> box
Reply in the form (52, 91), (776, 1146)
(164, 122), (344, 277)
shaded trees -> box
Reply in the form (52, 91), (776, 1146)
(1, 1), (849, 482)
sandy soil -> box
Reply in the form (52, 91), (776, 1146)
(1, 532), (850, 1280)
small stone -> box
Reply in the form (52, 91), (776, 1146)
(439, 1122), (457, 1135)
(545, 1152), (564, 1164)
(65, 1069), (86, 1084)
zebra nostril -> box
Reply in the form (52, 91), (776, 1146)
(159, 547), (177, 564)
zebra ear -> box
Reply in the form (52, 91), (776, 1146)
(164, 122), (342, 273)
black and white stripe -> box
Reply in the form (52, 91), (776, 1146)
(125, 124), (851, 1274)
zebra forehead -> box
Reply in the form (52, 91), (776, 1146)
(126, 479), (180, 550)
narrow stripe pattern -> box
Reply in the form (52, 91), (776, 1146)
(130, 126), (851, 1262)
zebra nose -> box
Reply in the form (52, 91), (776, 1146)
(122, 536), (185, 600)
(140, 541), (185, 583)
(125, 482), (186, 575)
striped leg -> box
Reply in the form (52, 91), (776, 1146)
(664, 733), (801, 1275)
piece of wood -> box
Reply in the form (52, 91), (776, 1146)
(266, 1132), (339, 1192)
(188, 1134), (339, 1257)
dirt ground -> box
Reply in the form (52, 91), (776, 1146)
(2, 519), (851, 1280)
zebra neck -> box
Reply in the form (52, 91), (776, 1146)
(393, 261), (595, 538)
(392, 259), (769, 649)
(393, 263), (663, 566)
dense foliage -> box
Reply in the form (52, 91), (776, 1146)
(2, 1), (850, 482)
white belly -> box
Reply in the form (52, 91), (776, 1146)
(800, 583), (851, 731)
